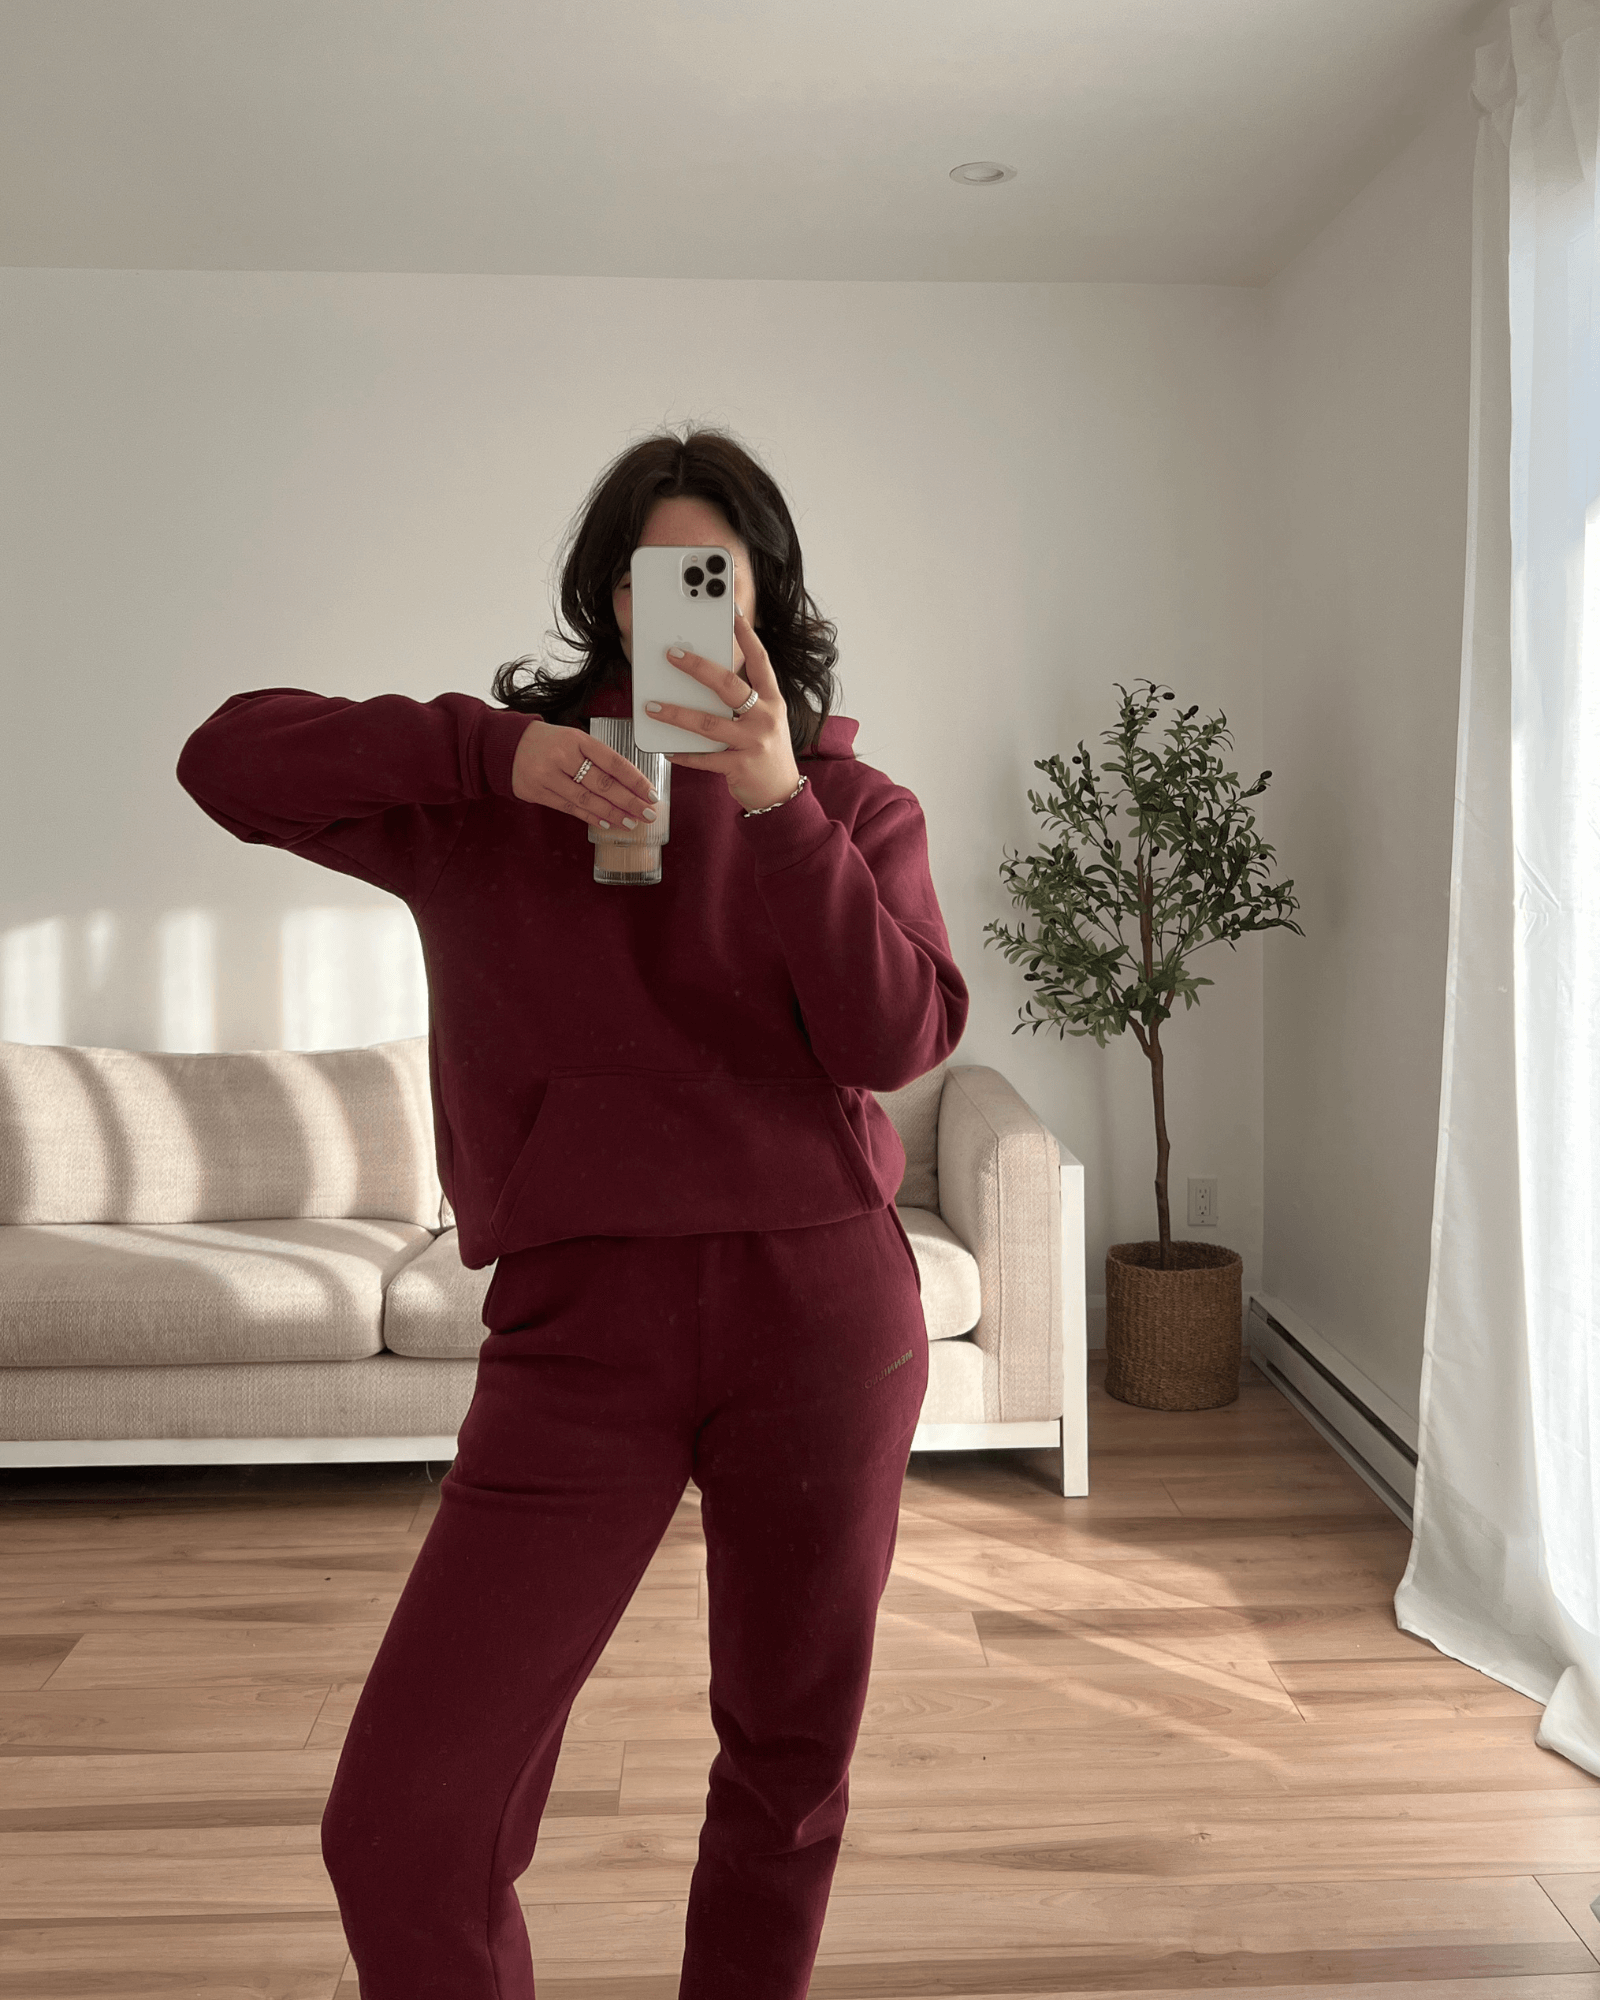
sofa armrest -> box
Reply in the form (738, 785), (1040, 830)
(936, 1064), (1062, 1423)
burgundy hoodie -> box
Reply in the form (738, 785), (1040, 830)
(175, 672), (969, 1267)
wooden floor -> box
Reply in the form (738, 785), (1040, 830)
(2, 1351), (1598, 1999)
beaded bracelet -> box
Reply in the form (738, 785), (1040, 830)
(742, 774), (810, 818)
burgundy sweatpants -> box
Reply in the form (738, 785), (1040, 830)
(320, 1202), (928, 1999)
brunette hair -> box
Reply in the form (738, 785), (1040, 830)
(491, 425), (839, 755)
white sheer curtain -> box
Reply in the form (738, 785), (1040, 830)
(1394, 0), (1600, 1780)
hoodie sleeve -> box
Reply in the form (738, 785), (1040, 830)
(738, 777), (969, 1091)
(175, 687), (533, 906)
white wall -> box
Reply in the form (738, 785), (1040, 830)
(1, 268), (1269, 1334)
(1260, 37), (1483, 1418)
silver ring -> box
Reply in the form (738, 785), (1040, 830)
(573, 756), (593, 787)
(734, 685), (759, 715)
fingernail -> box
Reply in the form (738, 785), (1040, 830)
(622, 816), (637, 828)
(642, 807), (657, 821)
(666, 647), (685, 660)
(599, 820), (610, 829)
(646, 701), (662, 713)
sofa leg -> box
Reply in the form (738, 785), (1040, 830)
(1061, 1408), (1089, 1500)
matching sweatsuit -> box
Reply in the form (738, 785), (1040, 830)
(176, 668), (969, 1998)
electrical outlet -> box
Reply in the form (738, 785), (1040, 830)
(1187, 1176), (1219, 1227)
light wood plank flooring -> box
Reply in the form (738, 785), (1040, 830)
(2, 1352), (1597, 1999)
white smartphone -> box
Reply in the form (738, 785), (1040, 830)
(628, 544), (736, 755)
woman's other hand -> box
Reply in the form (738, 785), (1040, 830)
(511, 718), (659, 830)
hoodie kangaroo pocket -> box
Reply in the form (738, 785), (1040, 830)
(489, 1070), (878, 1252)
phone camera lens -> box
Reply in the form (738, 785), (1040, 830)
(705, 554), (727, 575)
(706, 578), (726, 597)
(683, 564), (705, 588)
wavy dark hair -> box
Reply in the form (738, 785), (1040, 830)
(491, 426), (839, 756)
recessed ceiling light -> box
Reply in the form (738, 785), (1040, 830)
(949, 161), (1017, 186)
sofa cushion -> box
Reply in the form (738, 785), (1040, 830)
(920, 1334), (987, 1422)
(383, 1227), (494, 1358)
(385, 1206), (980, 1360)
(0, 1219), (434, 1368)
(872, 1064), (946, 1210)
(898, 1205), (981, 1340)
(0, 1037), (443, 1229)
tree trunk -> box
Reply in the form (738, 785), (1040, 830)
(1132, 849), (1175, 1269)
(1147, 1017), (1173, 1268)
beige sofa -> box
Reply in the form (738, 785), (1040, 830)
(0, 1037), (1087, 1494)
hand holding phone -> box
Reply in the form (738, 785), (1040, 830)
(644, 609), (803, 815)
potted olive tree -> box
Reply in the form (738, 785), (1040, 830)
(984, 679), (1302, 1411)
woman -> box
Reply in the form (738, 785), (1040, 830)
(176, 425), (969, 2000)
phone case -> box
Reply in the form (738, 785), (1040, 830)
(629, 544), (736, 754)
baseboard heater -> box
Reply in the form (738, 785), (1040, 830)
(1246, 1294), (1418, 1530)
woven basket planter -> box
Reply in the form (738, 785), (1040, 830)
(1104, 1240), (1244, 1410)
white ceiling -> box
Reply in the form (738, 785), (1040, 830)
(0, 0), (1498, 287)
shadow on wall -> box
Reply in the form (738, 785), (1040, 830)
(0, 905), (429, 1053)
